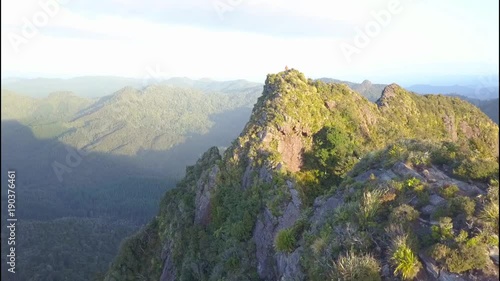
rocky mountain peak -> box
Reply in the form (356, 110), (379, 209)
(104, 70), (499, 281)
(376, 83), (404, 107)
(361, 79), (372, 87)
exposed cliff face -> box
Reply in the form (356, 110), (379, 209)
(105, 70), (499, 281)
(253, 180), (303, 280)
(194, 165), (220, 226)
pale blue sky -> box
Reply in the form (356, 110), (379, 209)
(1, 0), (498, 85)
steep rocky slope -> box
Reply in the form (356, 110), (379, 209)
(104, 69), (498, 281)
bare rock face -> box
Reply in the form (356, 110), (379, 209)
(355, 168), (397, 182)
(490, 246), (499, 266)
(392, 161), (425, 181)
(429, 194), (445, 206)
(310, 196), (343, 233)
(419, 252), (467, 281)
(194, 165), (220, 226)
(242, 163), (254, 190)
(276, 125), (304, 173)
(376, 83), (400, 108)
(421, 204), (436, 215)
(276, 247), (305, 281)
(459, 121), (481, 139)
(254, 208), (278, 280)
(325, 100), (337, 110)
(419, 252), (440, 280)
(422, 166), (485, 196)
(160, 240), (177, 281)
(253, 180), (305, 280)
(442, 114), (458, 141)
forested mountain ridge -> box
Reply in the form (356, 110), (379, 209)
(1, 76), (263, 98)
(0, 83), (262, 281)
(444, 94), (499, 124)
(104, 69), (499, 280)
(60, 85), (259, 156)
(1, 89), (95, 138)
(317, 79), (499, 125)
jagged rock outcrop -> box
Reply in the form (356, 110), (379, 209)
(376, 83), (400, 107)
(105, 69), (499, 281)
(194, 165), (220, 225)
(159, 240), (176, 281)
(253, 180), (303, 280)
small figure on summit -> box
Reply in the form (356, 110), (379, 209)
(285, 65), (289, 71)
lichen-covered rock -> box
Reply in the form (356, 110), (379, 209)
(355, 168), (397, 182)
(310, 196), (343, 233)
(429, 194), (445, 206)
(276, 247), (305, 281)
(160, 240), (176, 281)
(253, 179), (305, 280)
(419, 252), (467, 281)
(194, 165), (220, 225)
(253, 208), (278, 280)
(392, 161), (425, 180)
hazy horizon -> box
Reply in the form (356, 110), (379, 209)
(2, 73), (499, 88)
(2, 0), (499, 85)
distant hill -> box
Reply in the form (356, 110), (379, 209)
(0, 81), (262, 281)
(444, 94), (499, 124)
(407, 84), (499, 100)
(477, 98), (500, 124)
(57, 85), (260, 176)
(316, 79), (499, 124)
(1, 76), (263, 98)
(1, 76), (141, 98)
(318, 78), (387, 102)
(1, 89), (95, 138)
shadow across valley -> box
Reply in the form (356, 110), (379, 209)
(1, 107), (251, 221)
(0, 107), (252, 281)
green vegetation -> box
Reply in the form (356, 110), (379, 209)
(439, 184), (460, 199)
(1, 82), (262, 280)
(480, 184), (499, 232)
(390, 239), (421, 280)
(331, 252), (381, 281)
(432, 217), (454, 241)
(309, 126), (359, 186)
(390, 236), (422, 280)
(389, 204), (419, 226)
(105, 70), (499, 281)
(1, 90), (94, 139)
(430, 233), (490, 274)
(274, 228), (297, 253)
(0, 218), (136, 281)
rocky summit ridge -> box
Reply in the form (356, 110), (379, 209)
(104, 69), (499, 281)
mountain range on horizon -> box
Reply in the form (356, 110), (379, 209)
(2, 0), (499, 280)
(2, 74), (499, 100)
(1, 69), (499, 281)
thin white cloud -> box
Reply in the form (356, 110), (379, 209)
(1, 0), (498, 82)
